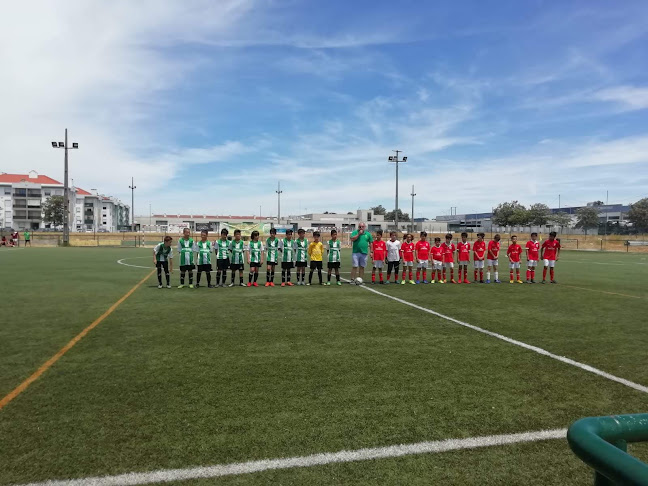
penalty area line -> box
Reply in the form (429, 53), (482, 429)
(17, 428), (565, 486)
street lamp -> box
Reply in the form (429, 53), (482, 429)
(129, 178), (136, 232)
(410, 185), (416, 233)
(276, 181), (283, 226)
(51, 128), (78, 245)
(388, 150), (407, 231)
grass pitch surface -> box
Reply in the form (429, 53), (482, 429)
(1, 247), (647, 485)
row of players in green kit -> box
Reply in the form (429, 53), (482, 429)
(152, 227), (343, 289)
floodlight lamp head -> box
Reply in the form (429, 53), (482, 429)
(51, 142), (58, 148)
(388, 156), (393, 161)
(402, 156), (407, 162)
(58, 142), (64, 147)
(72, 143), (78, 149)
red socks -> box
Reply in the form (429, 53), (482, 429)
(379, 273), (383, 282)
(416, 270), (420, 280)
(543, 268), (548, 280)
(550, 268), (554, 280)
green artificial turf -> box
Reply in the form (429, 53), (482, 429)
(0, 247), (646, 485)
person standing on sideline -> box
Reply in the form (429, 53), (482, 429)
(350, 222), (373, 283)
(23, 229), (31, 247)
(385, 231), (401, 284)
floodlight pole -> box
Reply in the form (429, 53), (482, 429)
(410, 185), (416, 233)
(389, 150), (406, 231)
(276, 181), (283, 225)
(51, 128), (78, 245)
(129, 177), (136, 232)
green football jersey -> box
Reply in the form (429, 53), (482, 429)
(294, 238), (308, 262)
(215, 239), (230, 259)
(154, 242), (173, 262)
(230, 240), (246, 265)
(247, 240), (264, 263)
(178, 238), (195, 266)
(196, 240), (212, 265)
(266, 237), (279, 262)
(328, 239), (342, 263)
(279, 238), (295, 262)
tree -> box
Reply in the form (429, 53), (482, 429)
(628, 198), (648, 232)
(347, 211), (353, 215)
(492, 201), (527, 226)
(370, 205), (387, 216)
(591, 200), (604, 206)
(42, 195), (65, 227)
(549, 211), (572, 230)
(385, 209), (410, 222)
(575, 207), (600, 235)
(528, 203), (551, 226)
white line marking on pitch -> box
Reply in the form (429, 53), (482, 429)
(117, 257), (151, 269)
(17, 428), (565, 486)
(355, 283), (648, 394)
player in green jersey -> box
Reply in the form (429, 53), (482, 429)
(247, 230), (264, 287)
(195, 230), (214, 288)
(229, 229), (246, 286)
(177, 227), (196, 288)
(153, 236), (174, 288)
(294, 228), (308, 285)
(215, 228), (231, 287)
(265, 227), (279, 287)
(278, 229), (295, 286)
(326, 229), (342, 286)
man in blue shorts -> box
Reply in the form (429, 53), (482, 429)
(350, 222), (373, 283)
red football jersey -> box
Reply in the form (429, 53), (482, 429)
(473, 240), (486, 260)
(441, 242), (456, 263)
(507, 243), (522, 263)
(487, 240), (500, 259)
(372, 240), (387, 260)
(457, 241), (471, 261)
(542, 239), (561, 260)
(526, 240), (540, 260)
(415, 240), (431, 260)
(401, 241), (415, 262)
(431, 245), (444, 261)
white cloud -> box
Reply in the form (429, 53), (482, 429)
(593, 86), (648, 111)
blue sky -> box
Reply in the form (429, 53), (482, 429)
(2, 0), (648, 218)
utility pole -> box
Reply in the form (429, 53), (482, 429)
(410, 185), (416, 233)
(276, 181), (283, 225)
(129, 177), (136, 232)
(51, 129), (78, 245)
(149, 203), (152, 230)
(559, 194), (561, 209)
(388, 150), (407, 230)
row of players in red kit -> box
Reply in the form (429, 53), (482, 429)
(368, 230), (561, 285)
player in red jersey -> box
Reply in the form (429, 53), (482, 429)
(506, 235), (523, 284)
(525, 232), (540, 283)
(441, 233), (457, 283)
(400, 233), (416, 284)
(414, 231), (431, 283)
(472, 232), (486, 283)
(371, 230), (387, 284)
(430, 237), (444, 283)
(457, 232), (471, 284)
(541, 231), (561, 284)
(486, 234), (501, 283)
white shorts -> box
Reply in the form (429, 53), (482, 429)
(509, 262), (520, 269)
(373, 260), (384, 269)
(432, 261), (443, 270)
(444, 261), (454, 269)
(459, 260), (470, 266)
(527, 260), (538, 267)
(487, 259), (499, 267)
(544, 259), (556, 268)
(417, 260), (428, 269)
(474, 260), (484, 269)
(403, 261), (414, 267)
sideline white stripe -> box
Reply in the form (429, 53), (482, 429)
(356, 283), (648, 394)
(18, 429), (565, 486)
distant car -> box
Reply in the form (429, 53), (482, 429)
(97, 228), (109, 233)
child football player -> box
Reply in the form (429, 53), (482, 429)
(400, 233), (415, 284)
(486, 234), (501, 284)
(247, 230), (264, 287)
(294, 228), (308, 285)
(441, 233), (457, 283)
(385, 231), (401, 284)
(541, 231), (561, 284)
(525, 232), (540, 283)
(414, 231), (431, 284)
(214, 228), (230, 287)
(473, 232), (486, 283)
(371, 229), (387, 284)
(431, 237), (444, 283)
(507, 235), (523, 284)
(229, 229), (246, 286)
(326, 229), (342, 285)
(177, 227), (196, 288)
(153, 236), (173, 288)
(307, 231), (324, 285)
(457, 232), (471, 284)
(279, 229), (295, 286)
(265, 228), (279, 287)
(195, 230), (214, 288)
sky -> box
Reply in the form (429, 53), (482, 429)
(2, 0), (648, 219)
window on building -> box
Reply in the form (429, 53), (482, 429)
(367, 212), (372, 221)
(4, 187), (10, 194)
(103, 206), (107, 210)
(44, 190), (51, 196)
(14, 189), (27, 197)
